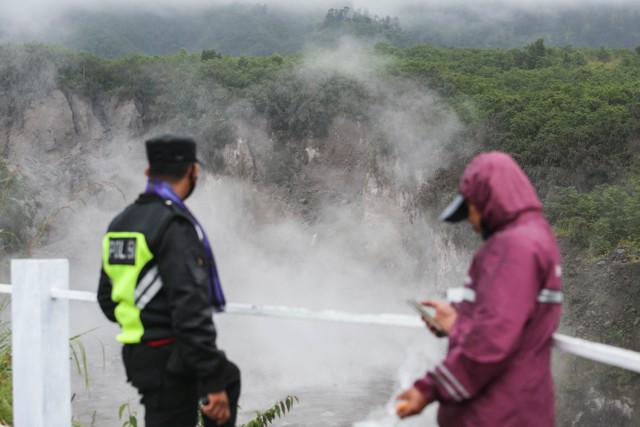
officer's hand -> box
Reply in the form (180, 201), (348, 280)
(396, 386), (430, 419)
(201, 391), (230, 425)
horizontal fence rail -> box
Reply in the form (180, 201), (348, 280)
(1, 259), (640, 427)
(2, 284), (639, 373)
(224, 304), (640, 374)
(552, 334), (640, 374)
(226, 303), (426, 328)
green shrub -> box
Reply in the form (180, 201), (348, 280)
(546, 180), (640, 255)
(239, 395), (299, 427)
(0, 300), (12, 426)
(0, 161), (37, 257)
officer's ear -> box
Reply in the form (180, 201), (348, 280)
(185, 163), (198, 180)
(144, 167), (150, 177)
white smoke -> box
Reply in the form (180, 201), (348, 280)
(12, 40), (472, 426)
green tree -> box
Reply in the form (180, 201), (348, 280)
(201, 49), (222, 61)
(596, 46), (611, 62)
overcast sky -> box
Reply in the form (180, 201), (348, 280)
(3, 0), (636, 20)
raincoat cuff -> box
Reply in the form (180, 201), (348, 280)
(414, 377), (438, 403)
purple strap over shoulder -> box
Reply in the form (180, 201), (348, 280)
(145, 179), (226, 312)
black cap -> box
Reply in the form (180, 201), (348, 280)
(439, 194), (468, 222)
(145, 134), (201, 164)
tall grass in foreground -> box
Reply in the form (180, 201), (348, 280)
(0, 298), (12, 426)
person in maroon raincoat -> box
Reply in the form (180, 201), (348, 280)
(397, 151), (563, 427)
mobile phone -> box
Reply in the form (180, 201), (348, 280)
(407, 299), (447, 337)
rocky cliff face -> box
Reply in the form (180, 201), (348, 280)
(5, 89), (144, 206)
(0, 48), (151, 259)
(555, 243), (640, 427)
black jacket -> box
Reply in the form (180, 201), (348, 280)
(98, 193), (228, 392)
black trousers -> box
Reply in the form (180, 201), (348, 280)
(122, 343), (241, 427)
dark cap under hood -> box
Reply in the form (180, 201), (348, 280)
(441, 151), (542, 232)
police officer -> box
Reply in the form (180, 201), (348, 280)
(98, 134), (240, 427)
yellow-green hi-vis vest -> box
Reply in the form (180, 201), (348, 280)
(102, 232), (154, 343)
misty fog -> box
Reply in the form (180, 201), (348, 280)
(1, 39), (473, 426)
(2, 0), (638, 47)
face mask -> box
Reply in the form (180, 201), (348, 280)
(183, 166), (197, 200)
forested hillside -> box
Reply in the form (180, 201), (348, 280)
(0, 39), (639, 425)
(388, 41), (640, 254)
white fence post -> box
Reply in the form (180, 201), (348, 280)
(11, 259), (71, 427)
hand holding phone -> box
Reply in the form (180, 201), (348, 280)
(407, 299), (448, 337)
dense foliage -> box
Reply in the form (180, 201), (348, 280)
(317, 6), (410, 49)
(378, 41), (640, 254)
(26, 40), (640, 254)
(547, 181), (640, 255)
(387, 41), (640, 182)
(2, 35), (639, 250)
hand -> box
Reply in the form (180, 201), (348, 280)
(421, 299), (457, 334)
(200, 391), (230, 425)
(396, 386), (430, 418)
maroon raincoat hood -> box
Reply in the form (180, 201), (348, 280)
(459, 152), (542, 233)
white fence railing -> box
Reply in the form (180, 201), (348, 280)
(1, 259), (640, 427)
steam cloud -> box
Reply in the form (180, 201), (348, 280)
(14, 39), (469, 426)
